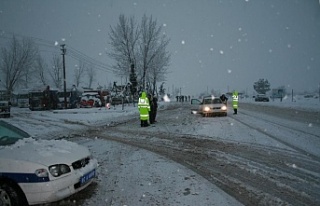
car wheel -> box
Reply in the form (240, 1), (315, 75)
(0, 181), (27, 206)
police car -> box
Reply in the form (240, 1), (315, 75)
(0, 120), (98, 205)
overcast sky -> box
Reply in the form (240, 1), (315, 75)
(1, 0), (320, 96)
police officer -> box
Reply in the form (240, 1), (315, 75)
(148, 94), (155, 124)
(152, 96), (158, 123)
(232, 90), (239, 114)
(138, 91), (150, 127)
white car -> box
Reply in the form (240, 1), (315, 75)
(0, 120), (98, 205)
(80, 92), (102, 108)
(191, 95), (227, 117)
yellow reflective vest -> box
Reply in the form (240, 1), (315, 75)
(138, 92), (150, 120)
(232, 91), (238, 109)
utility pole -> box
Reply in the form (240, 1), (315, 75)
(319, 83), (320, 102)
(61, 44), (67, 109)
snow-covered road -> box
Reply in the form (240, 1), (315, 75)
(90, 101), (320, 205)
(3, 98), (320, 205)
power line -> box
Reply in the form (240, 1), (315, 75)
(67, 52), (115, 73)
(67, 49), (116, 73)
(0, 30), (57, 48)
(0, 29), (117, 74)
(39, 49), (60, 55)
(67, 46), (113, 68)
(0, 31), (59, 54)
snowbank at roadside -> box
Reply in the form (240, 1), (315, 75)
(241, 95), (320, 112)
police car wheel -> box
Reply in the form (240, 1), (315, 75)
(0, 181), (27, 206)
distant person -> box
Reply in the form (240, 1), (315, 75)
(70, 84), (78, 108)
(138, 91), (150, 127)
(43, 85), (51, 110)
(148, 94), (155, 124)
(151, 95), (158, 123)
(232, 90), (239, 114)
(105, 95), (111, 109)
(220, 94), (228, 105)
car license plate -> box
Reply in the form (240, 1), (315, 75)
(80, 169), (95, 185)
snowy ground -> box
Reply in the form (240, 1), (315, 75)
(2, 95), (320, 205)
(5, 103), (242, 206)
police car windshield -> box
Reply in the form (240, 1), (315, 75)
(0, 121), (30, 146)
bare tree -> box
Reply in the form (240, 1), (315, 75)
(148, 36), (170, 95)
(108, 14), (140, 78)
(139, 14), (170, 91)
(108, 14), (170, 92)
(34, 54), (48, 86)
(86, 64), (96, 89)
(74, 61), (86, 87)
(0, 35), (38, 94)
(49, 54), (63, 89)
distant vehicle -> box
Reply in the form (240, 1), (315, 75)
(0, 101), (11, 118)
(80, 92), (102, 108)
(255, 94), (270, 102)
(58, 87), (83, 109)
(28, 91), (44, 111)
(57, 91), (72, 109)
(190, 95), (227, 117)
(17, 92), (29, 108)
(0, 91), (11, 118)
(0, 120), (98, 205)
(28, 90), (59, 111)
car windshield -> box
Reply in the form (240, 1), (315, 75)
(203, 98), (222, 104)
(0, 121), (30, 146)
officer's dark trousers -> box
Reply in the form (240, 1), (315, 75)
(141, 120), (149, 127)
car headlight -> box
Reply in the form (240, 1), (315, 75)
(203, 106), (210, 112)
(49, 164), (71, 177)
(221, 105), (227, 110)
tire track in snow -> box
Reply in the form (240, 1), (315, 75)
(240, 109), (320, 139)
(229, 113), (320, 162)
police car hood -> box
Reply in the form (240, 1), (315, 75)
(0, 138), (90, 166)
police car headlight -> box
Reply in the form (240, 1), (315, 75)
(221, 105), (227, 110)
(203, 106), (210, 112)
(49, 164), (71, 177)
